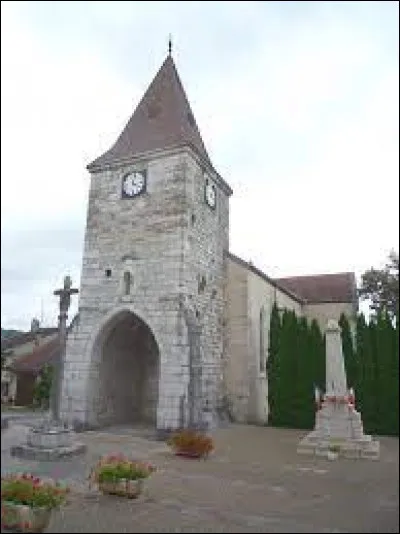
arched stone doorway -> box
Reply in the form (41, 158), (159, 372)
(89, 310), (160, 428)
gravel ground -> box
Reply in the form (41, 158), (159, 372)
(1, 422), (399, 533)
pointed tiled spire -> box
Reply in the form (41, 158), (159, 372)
(88, 55), (212, 170)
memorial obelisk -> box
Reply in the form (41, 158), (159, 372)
(297, 319), (379, 460)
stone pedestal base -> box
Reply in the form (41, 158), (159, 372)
(297, 433), (380, 460)
(10, 420), (86, 460)
(297, 400), (380, 460)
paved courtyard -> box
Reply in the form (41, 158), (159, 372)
(1, 419), (399, 533)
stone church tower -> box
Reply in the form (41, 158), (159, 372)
(60, 51), (232, 432)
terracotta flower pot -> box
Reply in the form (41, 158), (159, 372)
(98, 478), (144, 499)
(168, 430), (214, 459)
(1, 501), (52, 533)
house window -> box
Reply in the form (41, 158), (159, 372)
(123, 271), (132, 295)
(259, 306), (266, 373)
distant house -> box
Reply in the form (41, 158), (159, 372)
(1, 324), (58, 406)
(1, 328), (23, 341)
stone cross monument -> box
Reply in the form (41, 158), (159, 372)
(51, 275), (79, 422)
(297, 319), (380, 460)
(11, 276), (85, 460)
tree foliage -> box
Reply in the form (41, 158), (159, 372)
(356, 312), (399, 436)
(267, 309), (325, 429)
(267, 303), (281, 426)
(33, 364), (53, 409)
(359, 250), (399, 321)
(267, 308), (398, 436)
(294, 316), (315, 429)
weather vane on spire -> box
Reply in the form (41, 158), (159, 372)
(168, 34), (172, 56)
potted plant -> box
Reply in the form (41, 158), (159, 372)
(1, 473), (69, 532)
(89, 454), (155, 498)
(168, 429), (214, 459)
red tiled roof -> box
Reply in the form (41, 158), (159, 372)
(88, 54), (213, 171)
(226, 252), (356, 305)
(226, 251), (304, 303)
(10, 338), (60, 374)
(1, 328), (58, 351)
(275, 272), (357, 304)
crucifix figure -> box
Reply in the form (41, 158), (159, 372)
(50, 275), (79, 423)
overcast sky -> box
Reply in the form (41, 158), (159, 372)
(1, 1), (398, 330)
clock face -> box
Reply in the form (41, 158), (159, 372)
(122, 171), (146, 198)
(205, 181), (216, 209)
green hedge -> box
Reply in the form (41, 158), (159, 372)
(267, 305), (399, 436)
(267, 305), (324, 429)
(353, 312), (398, 436)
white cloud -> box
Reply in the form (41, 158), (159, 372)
(1, 1), (398, 329)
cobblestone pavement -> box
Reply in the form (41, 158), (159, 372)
(1, 422), (399, 533)
(1, 409), (45, 428)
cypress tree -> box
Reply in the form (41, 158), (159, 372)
(267, 309), (326, 431)
(355, 313), (367, 416)
(359, 317), (379, 434)
(275, 309), (288, 426)
(277, 309), (296, 427)
(374, 312), (388, 434)
(387, 311), (399, 436)
(288, 310), (301, 427)
(267, 303), (281, 425)
(370, 317), (381, 434)
(294, 316), (315, 429)
(288, 312), (300, 427)
(309, 319), (325, 394)
(33, 364), (53, 409)
(267, 306), (398, 436)
(391, 316), (399, 435)
(377, 312), (399, 436)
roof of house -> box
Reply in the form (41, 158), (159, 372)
(226, 251), (356, 305)
(1, 328), (58, 352)
(6, 317), (78, 373)
(226, 251), (305, 304)
(88, 54), (213, 171)
(10, 338), (60, 374)
(275, 272), (357, 304)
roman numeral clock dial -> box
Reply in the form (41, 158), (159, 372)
(122, 171), (146, 198)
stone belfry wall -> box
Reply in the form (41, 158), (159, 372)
(177, 155), (230, 429)
(59, 53), (232, 431)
